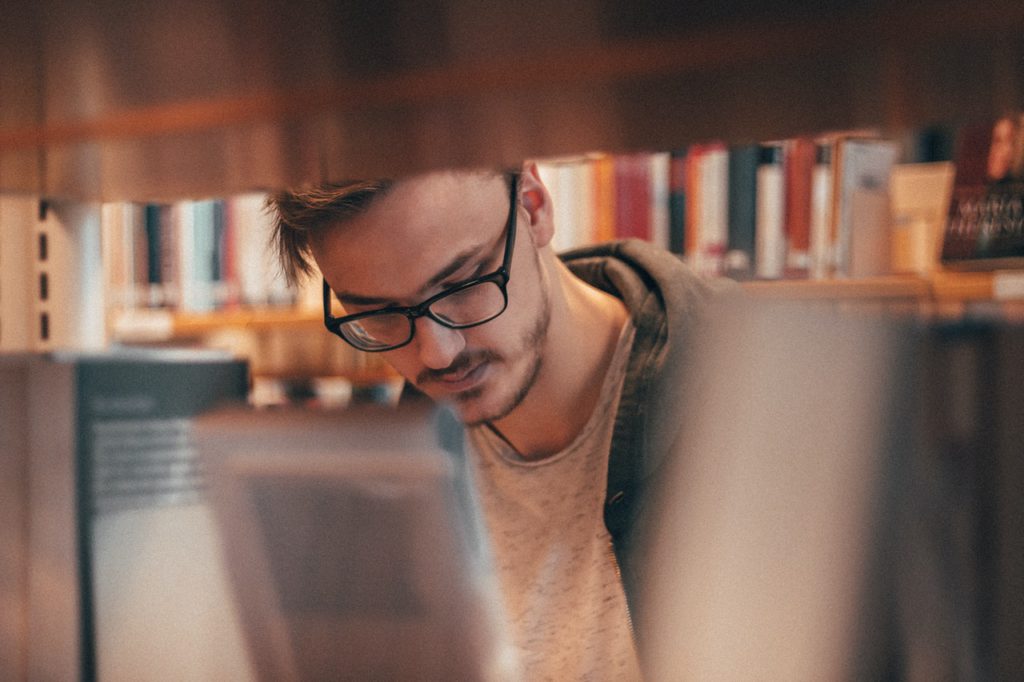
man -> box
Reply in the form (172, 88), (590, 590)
(270, 163), (722, 678)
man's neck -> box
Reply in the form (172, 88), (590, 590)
(489, 262), (628, 460)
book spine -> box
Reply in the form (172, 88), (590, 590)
(536, 160), (572, 252)
(574, 159), (598, 248)
(614, 154), (652, 242)
(668, 148), (687, 256)
(809, 141), (835, 280)
(175, 200), (197, 313)
(592, 154), (617, 244)
(756, 144), (787, 279)
(726, 144), (759, 278)
(220, 198), (240, 308)
(784, 137), (816, 278)
(684, 145), (705, 268)
(834, 138), (899, 277)
(143, 205), (161, 307)
(697, 144), (729, 276)
(649, 152), (671, 252)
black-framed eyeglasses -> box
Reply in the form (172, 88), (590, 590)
(323, 173), (519, 352)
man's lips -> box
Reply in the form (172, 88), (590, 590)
(432, 361), (488, 392)
(418, 353), (495, 394)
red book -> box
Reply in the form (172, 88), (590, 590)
(684, 145), (706, 260)
(784, 137), (816, 277)
(613, 154), (652, 241)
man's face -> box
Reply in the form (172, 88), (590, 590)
(312, 172), (551, 425)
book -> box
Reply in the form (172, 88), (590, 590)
(591, 153), (618, 244)
(684, 145), (706, 263)
(725, 143), (759, 278)
(809, 141), (836, 280)
(668, 148), (688, 255)
(696, 143), (729, 276)
(755, 143), (787, 279)
(537, 157), (575, 252)
(831, 137), (900, 277)
(889, 162), (956, 274)
(537, 155), (597, 252)
(649, 151), (671, 252)
(784, 137), (816, 277)
(941, 113), (1024, 270)
(613, 153), (653, 242)
(228, 192), (293, 308)
(0, 349), (250, 681)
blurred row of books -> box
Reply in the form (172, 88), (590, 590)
(100, 194), (297, 314)
(2, 117), (1022, 363)
(538, 129), (960, 281)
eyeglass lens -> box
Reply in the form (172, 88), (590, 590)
(339, 279), (506, 350)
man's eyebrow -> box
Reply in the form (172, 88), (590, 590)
(335, 243), (486, 307)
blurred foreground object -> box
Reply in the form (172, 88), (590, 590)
(641, 299), (1024, 680)
(196, 402), (519, 681)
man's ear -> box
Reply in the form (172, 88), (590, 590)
(519, 161), (555, 248)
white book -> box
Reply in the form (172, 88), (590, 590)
(699, 147), (729, 276)
(649, 152), (671, 252)
(809, 144), (835, 280)
(756, 146), (787, 280)
(231, 192), (292, 307)
(537, 158), (578, 252)
(832, 139), (900, 277)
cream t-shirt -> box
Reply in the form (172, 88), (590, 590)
(467, 322), (641, 681)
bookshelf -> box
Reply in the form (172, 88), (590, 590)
(144, 272), (1024, 338)
(1, 0), (1022, 381)
(1, 0), (1021, 199)
(2, 7), (1023, 677)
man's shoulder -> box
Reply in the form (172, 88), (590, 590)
(560, 239), (735, 321)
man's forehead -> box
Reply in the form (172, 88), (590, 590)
(327, 170), (505, 242)
(316, 169), (509, 301)
(374, 169), (503, 214)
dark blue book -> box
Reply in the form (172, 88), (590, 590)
(668, 148), (687, 256)
(726, 144), (759, 278)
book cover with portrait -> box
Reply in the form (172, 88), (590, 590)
(941, 113), (1024, 269)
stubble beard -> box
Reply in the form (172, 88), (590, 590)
(452, 285), (551, 427)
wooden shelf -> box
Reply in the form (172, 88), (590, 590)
(741, 275), (930, 300)
(109, 270), (1024, 347)
(928, 270), (1024, 302)
(171, 307), (322, 336)
(742, 271), (1024, 303)
(4, 0), (1020, 158)
(112, 307), (322, 343)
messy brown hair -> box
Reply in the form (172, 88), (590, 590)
(267, 180), (393, 287)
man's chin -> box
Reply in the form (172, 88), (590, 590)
(449, 387), (497, 427)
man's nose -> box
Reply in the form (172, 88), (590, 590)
(413, 317), (466, 370)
